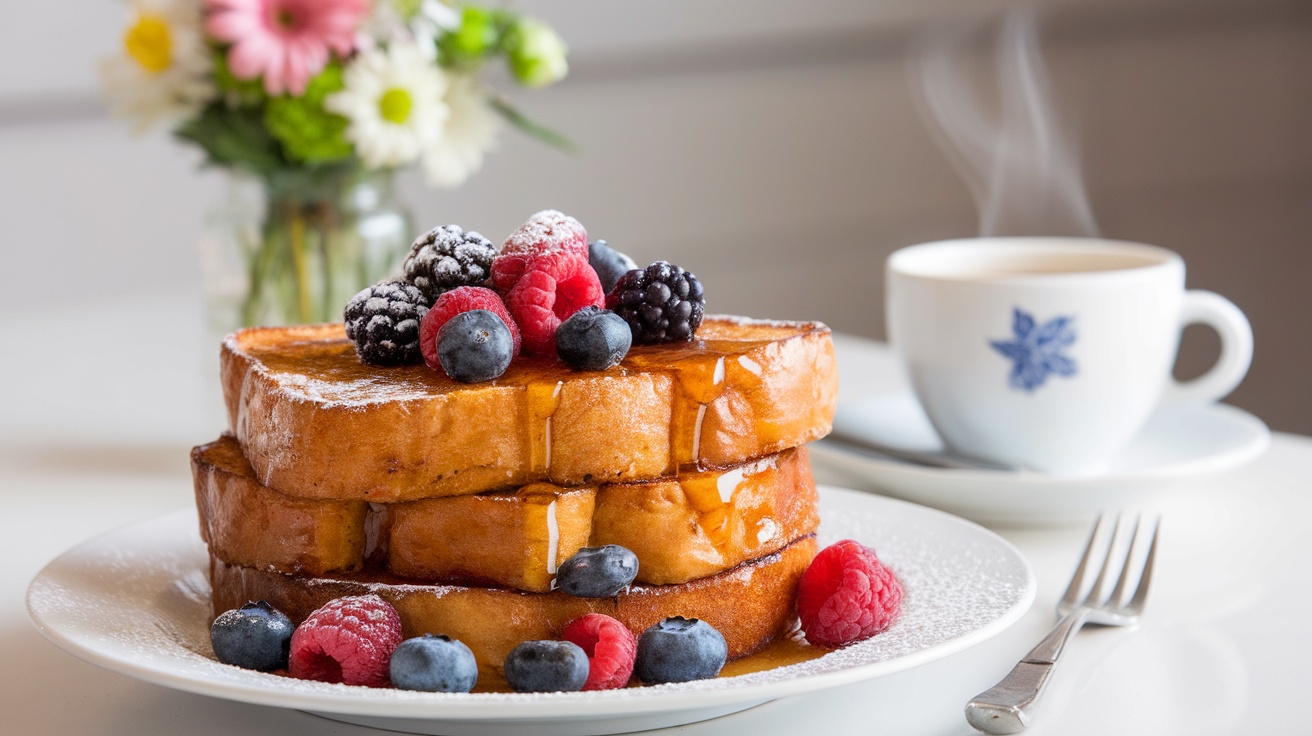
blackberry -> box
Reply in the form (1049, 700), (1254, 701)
(403, 224), (497, 302)
(605, 261), (705, 344)
(343, 280), (429, 365)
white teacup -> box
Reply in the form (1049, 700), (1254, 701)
(886, 237), (1252, 475)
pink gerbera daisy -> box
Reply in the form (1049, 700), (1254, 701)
(205, 0), (367, 96)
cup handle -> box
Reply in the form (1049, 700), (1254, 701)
(1160, 290), (1252, 406)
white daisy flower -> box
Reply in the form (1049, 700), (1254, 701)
(98, 0), (215, 133)
(326, 42), (450, 169)
(421, 73), (499, 188)
(359, 0), (460, 58)
(410, 0), (462, 60)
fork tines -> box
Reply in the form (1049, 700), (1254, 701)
(1060, 514), (1160, 616)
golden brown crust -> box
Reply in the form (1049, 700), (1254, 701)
(386, 482), (596, 592)
(221, 316), (837, 502)
(192, 439), (368, 575)
(210, 535), (817, 683)
(589, 447), (820, 584)
(193, 436), (819, 590)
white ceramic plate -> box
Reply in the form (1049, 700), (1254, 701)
(27, 487), (1033, 736)
(811, 392), (1271, 527)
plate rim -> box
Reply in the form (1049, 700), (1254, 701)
(26, 486), (1035, 722)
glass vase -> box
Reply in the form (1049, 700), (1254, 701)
(201, 167), (414, 334)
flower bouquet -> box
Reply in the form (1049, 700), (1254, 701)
(101, 0), (570, 328)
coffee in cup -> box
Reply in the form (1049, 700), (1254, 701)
(886, 237), (1252, 474)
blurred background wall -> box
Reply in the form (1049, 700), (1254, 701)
(1, 0), (1309, 434)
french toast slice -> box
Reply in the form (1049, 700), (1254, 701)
(210, 534), (817, 688)
(193, 435), (819, 590)
(222, 316), (837, 502)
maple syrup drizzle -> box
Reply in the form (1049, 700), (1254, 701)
(691, 404), (707, 463)
(545, 499), (560, 574)
(544, 416), (553, 472)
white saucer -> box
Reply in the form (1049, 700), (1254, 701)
(810, 392), (1271, 527)
(27, 488), (1033, 736)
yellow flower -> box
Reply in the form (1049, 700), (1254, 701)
(100, 0), (215, 133)
(123, 13), (173, 74)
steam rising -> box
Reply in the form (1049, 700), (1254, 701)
(914, 9), (1099, 237)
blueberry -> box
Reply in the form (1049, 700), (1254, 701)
(588, 240), (638, 294)
(210, 600), (294, 671)
(503, 640), (589, 692)
(634, 616), (727, 684)
(555, 307), (632, 371)
(389, 634), (479, 692)
(437, 309), (514, 382)
(556, 544), (639, 597)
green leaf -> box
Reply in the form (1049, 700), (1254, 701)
(488, 95), (578, 153)
(264, 62), (353, 164)
(212, 49), (265, 104)
(173, 103), (288, 178)
(437, 5), (498, 64)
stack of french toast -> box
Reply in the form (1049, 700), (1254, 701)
(194, 309), (837, 683)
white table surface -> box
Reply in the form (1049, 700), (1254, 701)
(2, 299), (1309, 735)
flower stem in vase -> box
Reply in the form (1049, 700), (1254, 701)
(318, 217), (333, 323)
(288, 202), (313, 323)
(241, 212), (281, 328)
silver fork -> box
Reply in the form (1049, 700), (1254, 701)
(964, 514), (1160, 734)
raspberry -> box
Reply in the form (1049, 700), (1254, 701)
(420, 286), (521, 370)
(796, 540), (903, 648)
(491, 210), (589, 294)
(561, 614), (637, 690)
(505, 252), (605, 356)
(288, 595), (404, 687)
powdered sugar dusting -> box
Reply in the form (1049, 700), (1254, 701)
(29, 493), (1032, 722)
(502, 210), (587, 255)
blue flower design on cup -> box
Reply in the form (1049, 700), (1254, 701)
(989, 308), (1078, 392)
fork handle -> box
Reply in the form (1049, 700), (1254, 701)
(964, 611), (1087, 734)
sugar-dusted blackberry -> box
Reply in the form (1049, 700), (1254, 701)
(605, 261), (705, 343)
(403, 224), (497, 302)
(343, 280), (429, 365)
